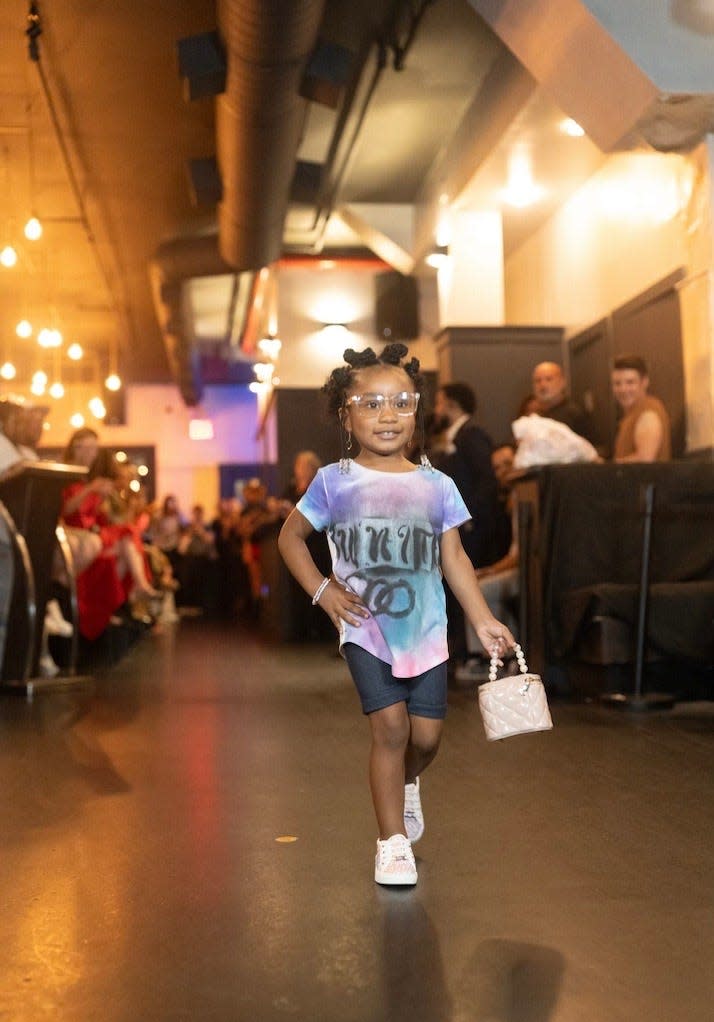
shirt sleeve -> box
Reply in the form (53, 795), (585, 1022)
(295, 468), (330, 532)
(440, 474), (471, 533)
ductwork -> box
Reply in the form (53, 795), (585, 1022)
(216, 0), (327, 270)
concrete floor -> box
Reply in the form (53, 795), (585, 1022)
(1, 620), (712, 1022)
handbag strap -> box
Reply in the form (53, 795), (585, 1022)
(488, 642), (529, 682)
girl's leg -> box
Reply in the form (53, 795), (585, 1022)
(367, 702), (411, 839)
(404, 715), (444, 785)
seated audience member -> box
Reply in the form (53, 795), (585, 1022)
(0, 394), (48, 470)
(280, 451), (333, 641)
(177, 503), (218, 611)
(0, 399), (23, 473)
(237, 478), (282, 619)
(457, 445), (520, 683)
(60, 429), (157, 640)
(612, 354), (672, 462)
(532, 361), (593, 442)
(211, 498), (245, 619)
(491, 442), (515, 560)
(14, 398), (48, 459)
(148, 494), (186, 577)
(431, 382), (501, 672)
(282, 450), (322, 507)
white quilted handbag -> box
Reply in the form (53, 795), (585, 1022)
(478, 644), (553, 741)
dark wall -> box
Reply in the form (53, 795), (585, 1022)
(274, 389), (342, 494)
(568, 271), (686, 458)
(435, 326), (565, 446)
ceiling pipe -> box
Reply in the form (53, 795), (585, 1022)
(216, 0), (327, 271)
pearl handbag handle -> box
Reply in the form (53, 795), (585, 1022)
(488, 642), (530, 684)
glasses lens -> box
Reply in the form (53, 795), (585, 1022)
(348, 392), (419, 417)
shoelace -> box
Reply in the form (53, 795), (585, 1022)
(378, 837), (413, 870)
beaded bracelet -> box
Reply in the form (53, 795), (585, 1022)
(311, 577), (331, 605)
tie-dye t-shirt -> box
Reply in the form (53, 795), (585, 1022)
(296, 460), (470, 677)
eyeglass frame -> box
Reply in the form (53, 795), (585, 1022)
(344, 391), (421, 418)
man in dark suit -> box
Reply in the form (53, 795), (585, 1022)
(431, 382), (501, 676)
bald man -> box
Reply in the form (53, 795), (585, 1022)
(531, 361), (593, 442)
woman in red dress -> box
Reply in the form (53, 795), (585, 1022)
(61, 428), (157, 639)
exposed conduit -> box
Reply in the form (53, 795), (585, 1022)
(216, 0), (326, 270)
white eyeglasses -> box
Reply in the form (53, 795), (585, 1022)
(345, 391), (420, 418)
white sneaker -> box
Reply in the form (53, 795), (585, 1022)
(404, 777), (424, 843)
(374, 834), (417, 886)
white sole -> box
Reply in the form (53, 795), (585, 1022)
(374, 870), (417, 886)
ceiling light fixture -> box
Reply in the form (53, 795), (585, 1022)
(425, 244), (449, 269)
(320, 323), (350, 344)
(501, 150), (546, 208)
(561, 117), (585, 138)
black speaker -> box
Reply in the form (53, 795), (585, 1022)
(375, 272), (419, 342)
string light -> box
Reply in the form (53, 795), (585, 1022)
(23, 216), (42, 240)
(0, 245), (18, 268)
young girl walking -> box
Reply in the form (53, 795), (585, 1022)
(278, 343), (514, 886)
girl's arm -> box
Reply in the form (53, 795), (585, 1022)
(440, 526), (515, 655)
(278, 508), (369, 629)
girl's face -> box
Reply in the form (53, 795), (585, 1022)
(343, 365), (418, 463)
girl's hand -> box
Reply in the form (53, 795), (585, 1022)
(474, 618), (516, 660)
(317, 581), (370, 632)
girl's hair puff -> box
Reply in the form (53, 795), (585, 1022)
(322, 342), (423, 418)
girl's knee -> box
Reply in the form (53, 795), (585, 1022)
(370, 705), (410, 751)
(409, 720), (443, 758)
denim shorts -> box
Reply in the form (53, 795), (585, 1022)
(343, 643), (448, 719)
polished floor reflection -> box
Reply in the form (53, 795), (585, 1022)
(1, 621), (712, 1021)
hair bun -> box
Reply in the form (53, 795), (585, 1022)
(343, 347), (378, 368)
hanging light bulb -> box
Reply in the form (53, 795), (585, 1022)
(0, 361), (17, 380)
(31, 369), (47, 395)
(16, 319), (32, 338)
(49, 381), (65, 399)
(24, 216), (42, 241)
(67, 342), (83, 360)
(105, 373), (121, 391)
(88, 396), (106, 418)
(70, 412), (85, 428)
(38, 327), (62, 348)
(0, 245), (18, 268)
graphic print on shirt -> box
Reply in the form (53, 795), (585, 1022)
(330, 516), (439, 621)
